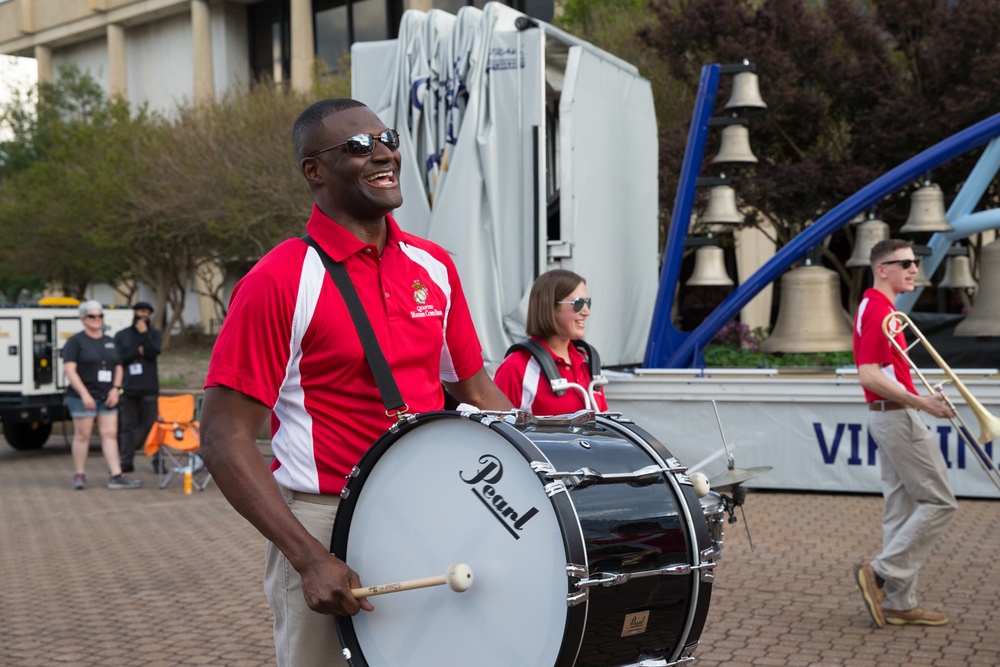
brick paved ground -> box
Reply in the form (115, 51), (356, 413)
(2, 436), (998, 666)
(697, 491), (1000, 667)
(0, 437), (274, 667)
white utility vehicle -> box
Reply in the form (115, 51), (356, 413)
(0, 303), (132, 449)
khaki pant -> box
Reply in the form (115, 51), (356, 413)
(264, 487), (348, 667)
(868, 408), (957, 610)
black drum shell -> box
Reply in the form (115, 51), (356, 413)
(524, 416), (713, 665)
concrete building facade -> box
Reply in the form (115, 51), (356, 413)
(0, 0), (552, 114)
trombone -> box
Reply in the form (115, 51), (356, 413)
(882, 310), (1000, 493)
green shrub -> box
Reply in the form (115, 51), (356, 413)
(704, 321), (854, 368)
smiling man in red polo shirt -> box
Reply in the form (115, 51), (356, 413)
(200, 99), (513, 667)
(851, 238), (957, 629)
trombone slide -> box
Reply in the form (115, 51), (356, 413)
(882, 311), (1000, 493)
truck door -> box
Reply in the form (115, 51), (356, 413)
(0, 317), (21, 384)
(54, 317), (83, 390)
(33, 319), (54, 388)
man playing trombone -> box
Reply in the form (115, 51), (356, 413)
(851, 238), (958, 628)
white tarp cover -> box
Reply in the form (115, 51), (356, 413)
(352, 2), (659, 366)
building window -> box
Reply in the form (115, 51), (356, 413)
(315, 3), (349, 72)
(352, 0), (393, 42)
(248, 1), (290, 84)
(315, 0), (398, 72)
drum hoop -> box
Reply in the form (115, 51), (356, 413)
(595, 415), (712, 663)
(330, 412), (440, 664)
(331, 411), (589, 667)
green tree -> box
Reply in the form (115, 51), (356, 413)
(0, 66), (149, 298)
(556, 0), (688, 137)
(119, 66), (351, 342)
(0, 275), (44, 303)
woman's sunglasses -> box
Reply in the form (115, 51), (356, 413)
(308, 129), (400, 158)
(83, 313), (104, 320)
(557, 297), (592, 313)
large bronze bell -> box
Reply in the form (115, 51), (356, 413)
(938, 255), (977, 290)
(913, 260), (934, 287)
(910, 245), (934, 287)
(723, 72), (767, 112)
(686, 245), (734, 286)
(845, 216), (890, 268)
(700, 186), (744, 225)
(955, 239), (1000, 336)
(899, 182), (953, 233)
(760, 264), (853, 353)
(711, 125), (758, 165)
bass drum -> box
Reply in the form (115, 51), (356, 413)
(331, 411), (715, 667)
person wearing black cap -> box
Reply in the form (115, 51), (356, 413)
(114, 301), (162, 473)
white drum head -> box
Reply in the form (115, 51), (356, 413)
(339, 417), (573, 666)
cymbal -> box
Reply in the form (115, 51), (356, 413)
(709, 465), (773, 489)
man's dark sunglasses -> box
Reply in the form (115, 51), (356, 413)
(557, 297), (592, 312)
(308, 129), (400, 158)
(881, 258), (920, 269)
(83, 313), (104, 320)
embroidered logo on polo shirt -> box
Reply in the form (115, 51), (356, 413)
(409, 280), (443, 319)
(411, 280), (428, 304)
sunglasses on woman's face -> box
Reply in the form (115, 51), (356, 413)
(83, 313), (104, 320)
(557, 297), (592, 313)
(308, 129), (400, 158)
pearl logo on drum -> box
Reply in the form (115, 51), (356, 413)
(621, 610), (650, 637)
(460, 454), (539, 540)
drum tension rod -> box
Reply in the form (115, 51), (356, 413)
(531, 462), (679, 488)
(632, 656), (697, 667)
(575, 561), (717, 589)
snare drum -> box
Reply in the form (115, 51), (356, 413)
(331, 411), (715, 667)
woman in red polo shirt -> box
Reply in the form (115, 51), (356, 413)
(493, 269), (608, 415)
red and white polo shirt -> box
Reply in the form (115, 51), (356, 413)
(853, 287), (917, 403)
(492, 337), (609, 415)
(206, 205), (485, 494)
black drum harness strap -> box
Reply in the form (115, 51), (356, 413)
(505, 338), (602, 397)
(301, 235), (408, 420)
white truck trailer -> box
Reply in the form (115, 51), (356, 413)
(0, 304), (132, 449)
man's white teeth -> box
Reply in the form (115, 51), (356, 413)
(368, 171), (392, 181)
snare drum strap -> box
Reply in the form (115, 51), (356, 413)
(301, 234), (406, 415)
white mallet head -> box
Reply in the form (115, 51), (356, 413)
(445, 563), (474, 592)
(689, 472), (710, 498)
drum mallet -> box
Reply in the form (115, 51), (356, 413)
(351, 563), (474, 599)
